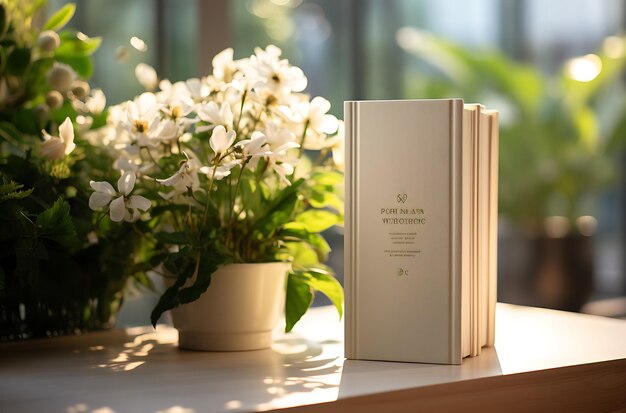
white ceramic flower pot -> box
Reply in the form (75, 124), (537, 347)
(170, 262), (290, 351)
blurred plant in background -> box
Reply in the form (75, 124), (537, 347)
(0, 0), (149, 339)
(397, 28), (626, 228)
(397, 28), (626, 310)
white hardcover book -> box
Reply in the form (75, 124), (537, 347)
(345, 99), (464, 364)
(345, 99), (498, 365)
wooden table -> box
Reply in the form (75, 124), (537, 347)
(1, 303), (625, 412)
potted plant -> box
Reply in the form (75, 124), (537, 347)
(398, 29), (626, 310)
(0, 1), (150, 339)
(86, 45), (344, 350)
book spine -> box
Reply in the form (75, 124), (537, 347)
(450, 99), (464, 365)
(344, 101), (357, 359)
(487, 111), (499, 347)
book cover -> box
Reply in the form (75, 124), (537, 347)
(345, 99), (464, 364)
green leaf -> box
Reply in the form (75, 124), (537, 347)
(285, 273), (313, 332)
(253, 178), (303, 236)
(295, 209), (339, 233)
(0, 121), (27, 148)
(150, 263), (192, 327)
(301, 270), (343, 318)
(155, 231), (188, 245)
(6, 47), (31, 75)
(307, 233), (331, 262)
(283, 242), (319, 271)
(44, 3), (76, 31)
(56, 55), (93, 77)
(309, 190), (343, 213)
(150, 251), (221, 327)
(55, 33), (102, 57)
(177, 254), (218, 303)
(0, 178), (32, 202)
(36, 198), (78, 246)
(311, 170), (343, 186)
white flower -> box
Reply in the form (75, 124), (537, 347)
(125, 93), (178, 146)
(74, 115), (93, 133)
(197, 101), (234, 130)
(325, 120), (345, 170)
(186, 78), (211, 102)
(209, 125), (236, 158)
(156, 152), (203, 200)
(89, 171), (151, 222)
(281, 96), (339, 149)
(135, 63), (158, 91)
(250, 45), (307, 100)
(212, 48), (237, 83)
(237, 131), (270, 159)
(263, 121), (299, 153)
(41, 117), (75, 160)
(85, 89), (106, 114)
(270, 160), (296, 185)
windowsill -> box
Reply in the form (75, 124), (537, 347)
(1, 303), (625, 412)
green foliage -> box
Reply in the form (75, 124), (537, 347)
(285, 273), (313, 332)
(6, 47), (30, 75)
(43, 3), (75, 31)
(36, 198), (77, 246)
(400, 30), (626, 224)
(0, 178), (32, 201)
(55, 32), (102, 58)
(0, 1), (145, 339)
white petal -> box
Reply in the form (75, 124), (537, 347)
(135, 63), (158, 91)
(138, 92), (158, 112)
(319, 114), (339, 134)
(209, 125), (227, 154)
(310, 96), (331, 116)
(59, 117), (74, 144)
(117, 171), (136, 196)
(109, 196), (126, 222)
(41, 129), (54, 142)
(89, 192), (113, 210)
(156, 172), (181, 187)
(129, 195), (151, 211)
(125, 209), (141, 223)
(40, 138), (65, 160)
(90, 180), (116, 195)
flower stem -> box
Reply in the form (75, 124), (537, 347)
(142, 147), (163, 172)
(229, 158), (250, 224)
(199, 164), (218, 236)
(234, 90), (248, 134)
(298, 120), (309, 158)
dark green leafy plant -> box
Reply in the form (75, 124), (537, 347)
(0, 0), (148, 339)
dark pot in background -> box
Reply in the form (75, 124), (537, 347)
(498, 216), (595, 312)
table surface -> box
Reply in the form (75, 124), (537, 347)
(1, 303), (625, 413)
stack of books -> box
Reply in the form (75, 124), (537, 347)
(344, 99), (499, 364)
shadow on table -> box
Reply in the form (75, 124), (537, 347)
(338, 346), (503, 400)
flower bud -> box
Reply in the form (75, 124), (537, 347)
(71, 80), (91, 99)
(46, 90), (64, 109)
(47, 62), (77, 92)
(38, 30), (61, 52)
